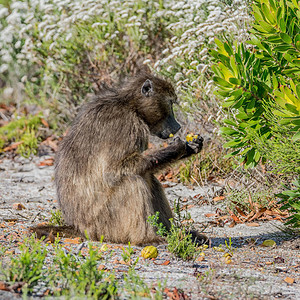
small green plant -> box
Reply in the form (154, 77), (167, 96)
(224, 237), (235, 256)
(123, 267), (152, 299)
(121, 242), (139, 266)
(1, 236), (47, 291)
(0, 114), (44, 156)
(16, 127), (39, 157)
(50, 242), (117, 299)
(277, 178), (300, 229)
(49, 209), (65, 226)
(147, 210), (200, 261)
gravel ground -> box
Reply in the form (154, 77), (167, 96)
(0, 156), (299, 299)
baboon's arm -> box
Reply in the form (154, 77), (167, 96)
(119, 137), (203, 177)
(144, 136), (203, 172)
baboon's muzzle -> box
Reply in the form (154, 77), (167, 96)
(156, 115), (181, 139)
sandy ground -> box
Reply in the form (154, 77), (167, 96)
(0, 156), (299, 299)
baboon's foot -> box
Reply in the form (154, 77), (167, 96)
(189, 230), (209, 246)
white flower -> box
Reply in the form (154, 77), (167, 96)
(0, 7), (8, 19)
(196, 64), (205, 71)
(65, 32), (73, 41)
(166, 66), (173, 72)
(15, 40), (21, 49)
(174, 72), (183, 81)
(0, 64), (8, 73)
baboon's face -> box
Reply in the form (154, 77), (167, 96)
(139, 79), (181, 139)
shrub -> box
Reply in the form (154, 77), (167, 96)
(210, 0), (300, 227)
(277, 178), (300, 228)
(210, 0), (300, 169)
(147, 208), (202, 261)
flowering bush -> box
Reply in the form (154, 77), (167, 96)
(148, 0), (251, 117)
(0, 0), (250, 123)
(1, 0), (173, 125)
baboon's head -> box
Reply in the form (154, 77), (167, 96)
(135, 76), (181, 139)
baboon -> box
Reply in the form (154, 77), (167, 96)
(55, 73), (204, 245)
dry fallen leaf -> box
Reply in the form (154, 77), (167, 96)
(0, 281), (10, 291)
(205, 213), (217, 218)
(64, 237), (81, 244)
(41, 118), (49, 128)
(246, 222), (260, 227)
(12, 203), (26, 210)
(98, 264), (106, 270)
(3, 141), (23, 152)
(284, 277), (295, 284)
(213, 196), (225, 202)
(38, 158), (54, 166)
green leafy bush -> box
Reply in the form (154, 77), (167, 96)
(277, 178), (300, 228)
(210, 0), (300, 228)
(211, 0), (300, 169)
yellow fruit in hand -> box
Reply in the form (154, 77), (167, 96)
(186, 134), (198, 142)
(141, 246), (158, 259)
(169, 134), (174, 138)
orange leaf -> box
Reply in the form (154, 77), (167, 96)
(41, 118), (49, 128)
(38, 158), (54, 166)
(284, 277), (295, 284)
(161, 260), (170, 265)
(248, 208), (267, 222)
(12, 203), (26, 210)
(98, 264), (106, 270)
(3, 141), (23, 152)
(228, 210), (241, 223)
(246, 222), (260, 227)
(64, 237), (81, 244)
(205, 213), (216, 218)
(0, 281), (9, 291)
(213, 196), (225, 202)
(235, 206), (247, 217)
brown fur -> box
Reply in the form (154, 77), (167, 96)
(54, 74), (203, 245)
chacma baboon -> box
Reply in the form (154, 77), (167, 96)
(55, 74), (204, 245)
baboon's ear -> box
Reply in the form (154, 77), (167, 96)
(141, 79), (153, 97)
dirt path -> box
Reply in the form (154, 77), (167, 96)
(0, 157), (299, 299)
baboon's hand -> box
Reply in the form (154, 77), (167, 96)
(170, 136), (186, 147)
(185, 135), (203, 157)
(170, 137), (187, 155)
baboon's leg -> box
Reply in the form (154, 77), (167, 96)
(150, 175), (173, 230)
(89, 175), (164, 245)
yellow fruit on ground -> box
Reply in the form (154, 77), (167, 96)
(262, 239), (276, 247)
(141, 246), (158, 259)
